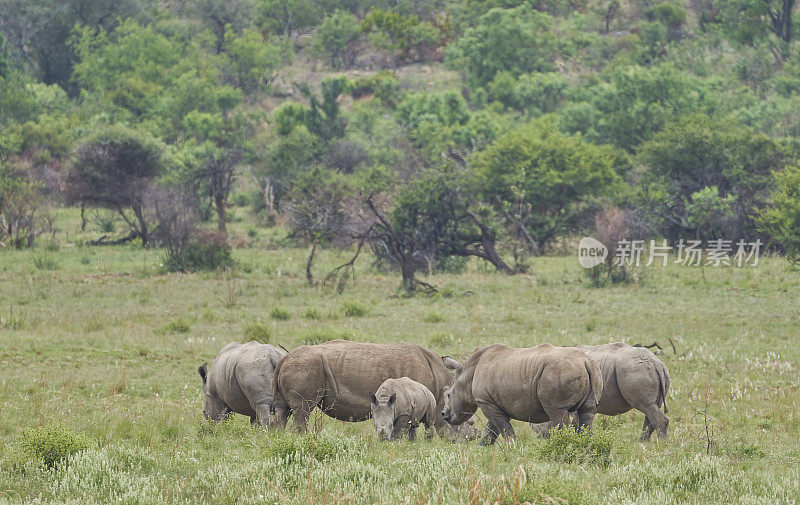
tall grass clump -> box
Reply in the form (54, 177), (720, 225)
(164, 319), (191, 334)
(19, 425), (90, 468)
(262, 430), (359, 463)
(539, 427), (612, 468)
(32, 254), (59, 270)
(243, 322), (270, 342)
(269, 307), (291, 321)
(342, 300), (367, 317)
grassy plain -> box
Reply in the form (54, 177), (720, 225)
(1, 207), (798, 504)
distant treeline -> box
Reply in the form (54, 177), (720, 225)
(2, 0), (800, 288)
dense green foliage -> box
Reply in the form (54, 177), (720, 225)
(3, 0), (800, 283)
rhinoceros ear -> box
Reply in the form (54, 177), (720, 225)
(442, 356), (462, 372)
(370, 393), (378, 405)
(388, 394), (396, 406)
(198, 363), (208, 383)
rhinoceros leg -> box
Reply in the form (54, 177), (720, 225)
(541, 407), (570, 436)
(407, 424), (418, 441)
(255, 404), (276, 430)
(640, 416), (654, 441)
(478, 403), (514, 445)
(639, 404), (668, 441)
(291, 403), (312, 433)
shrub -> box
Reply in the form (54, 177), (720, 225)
(263, 431), (357, 463)
(20, 425), (90, 468)
(243, 322), (270, 343)
(44, 243), (59, 252)
(348, 71), (400, 105)
(422, 312), (444, 323)
(92, 210), (117, 233)
(80, 256), (91, 265)
(164, 319), (191, 334)
(163, 231), (233, 273)
(233, 192), (250, 207)
(429, 331), (455, 347)
(342, 301), (367, 318)
(304, 308), (322, 320)
(269, 307), (291, 321)
(539, 426), (612, 467)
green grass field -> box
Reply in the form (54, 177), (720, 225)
(1, 208), (799, 504)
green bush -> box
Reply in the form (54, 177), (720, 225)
(164, 319), (191, 334)
(304, 308), (322, 320)
(92, 211), (117, 233)
(44, 243), (59, 252)
(422, 312), (445, 323)
(428, 331), (455, 348)
(539, 426), (612, 467)
(269, 307), (291, 321)
(20, 425), (90, 468)
(232, 192), (250, 207)
(348, 71), (400, 105)
(243, 322), (270, 343)
(164, 232), (232, 273)
(342, 301), (367, 318)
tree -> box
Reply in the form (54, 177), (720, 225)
(759, 163), (800, 262)
(181, 110), (256, 233)
(221, 28), (282, 95)
(444, 7), (557, 89)
(255, 0), (320, 38)
(473, 122), (623, 253)
(295, 76), (348, 143)
(68, 125), (165, 246)
(284, 167), (354, 285)
(71, 20), (242, 140)
(191, 0), (255, 54)
(716, 0), (796, 57)
(638, 114), (788, 242)
(314, 10), (361, 69)
(0, 0), (141, 93)
(0, 164), (52, 248)
(559, 64), (701, 151)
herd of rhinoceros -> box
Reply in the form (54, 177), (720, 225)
(198, 340), (670, 445)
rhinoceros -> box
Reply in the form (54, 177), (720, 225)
(371, 377), (438, 441)
(198, 341), (287, 428)
(530, 343), (671, 441)
(580, 343), (670, 440)
(271, 340), (453, 433)
(442, 343), (603, 445)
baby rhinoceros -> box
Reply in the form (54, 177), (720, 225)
(370, 377), (438, 441)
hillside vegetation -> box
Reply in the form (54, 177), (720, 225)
(3, 0), (800, 283)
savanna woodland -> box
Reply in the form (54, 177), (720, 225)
(1, 0), (799, 503)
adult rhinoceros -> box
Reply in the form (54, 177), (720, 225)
(198, 341), (287, 428)
(530, 343), (671, 441)
(442, 343), (602, 445)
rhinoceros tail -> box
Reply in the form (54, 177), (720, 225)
(655, 360), (670, 414)
(585, 359), (603, 408)
(320, 354), (339, 399)
(271, 356), (287, 414)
